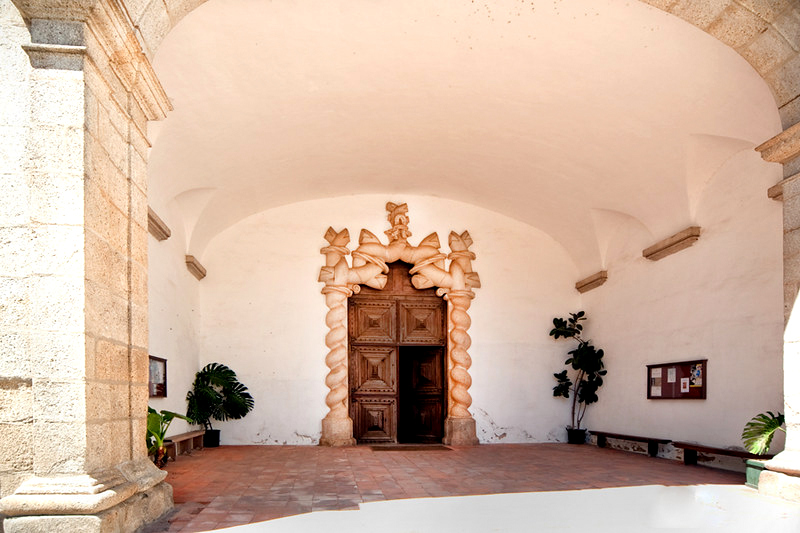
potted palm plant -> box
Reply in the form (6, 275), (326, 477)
(741, 411), (784, 488)
(186, 363), (255, 447)
(550, 311), (607, 444)
(146, 407), (192, 468)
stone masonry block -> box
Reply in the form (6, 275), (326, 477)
(92, 338), (129, 382)
(736, 0), (792, 24)
(30, 331), (86, 381)
(0, 80), (29, 127)
(0, 125), (26, 175)
(784, 190), (800, 229)
(30, 224), (84, 277)
(131, 222), (148, 268)
(85, 280), (129, 343)
(32, 379), (85, 423)
(780, 96), (800, 130)
(131, 415), (147, 457)
(742, 27), (796, 74)
(85, 229), (128, 298)
(97, 107), (128, 175)
(0, 423), (33, 473)
(137, 0), (171, 58)
(131, 181), (148, 231)
(0, 333), (30, 378)
(130, 384), (149, 418)
(0, 226), (33, 277)
(131, 302), (148, 349)
(130, 147), (148, 191)
(25, 124), (84, 175)
(130, 260), (147, 307)
(131, 347), (148, 385)
(29, 172), (84, 225)
(670, 0), (729, 30)
(707, 4), (770, 50)
(774, 5), (800, 52)
(86, 419), (130, 471)
(0, 378), (33, 424)
(85, 179), (128, 257)
(0, 172), (30, 226)
(87, 381), (129, 421)
(30, 70), (85, 127)
(130, 123), (150, 162)
(29, 275), (84, 332)
(33, 420), (87, 475)
(86, 133), (130, 215)
(766, 53), (800, 106)
(0, 277), (29, 329)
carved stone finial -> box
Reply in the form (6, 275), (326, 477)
(385, 202), (411, 243)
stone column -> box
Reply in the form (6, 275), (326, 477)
(442, 290), (479, 445)
(0, 2), (173, 531)
(757, 122), (800, 501)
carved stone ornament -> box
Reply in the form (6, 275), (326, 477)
(318, 203), (481, 446)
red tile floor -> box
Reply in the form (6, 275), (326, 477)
(146, 444), (743, 532)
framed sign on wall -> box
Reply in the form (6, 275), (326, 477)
(149, 356), (167, 398)
(646, 359), (706, 400)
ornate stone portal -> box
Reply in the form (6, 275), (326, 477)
(318, 203), (481, 446)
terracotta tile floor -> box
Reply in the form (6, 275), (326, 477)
(146, 444), (743, 532)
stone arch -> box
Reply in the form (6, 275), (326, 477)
(89, 0), (797, 126)
(318, 203), (481, 446)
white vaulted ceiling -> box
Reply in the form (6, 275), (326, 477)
(147, 0), (782, 275)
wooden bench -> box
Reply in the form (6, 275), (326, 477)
(164, 430), (205, 461)
(592, 431), (671, 457)
(672, 441), (774, 465)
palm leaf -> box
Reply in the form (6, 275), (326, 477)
(742, 411), (785, 455)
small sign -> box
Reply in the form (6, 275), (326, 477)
(667, 367), (676, 383)
(680, 377), (690, 393)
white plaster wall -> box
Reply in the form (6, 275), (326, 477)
(583, 148), (785, 453)
(147, 201), (202, 435)
(198, 195), (580, 445)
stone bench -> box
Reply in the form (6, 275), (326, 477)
(672, 441), (774, 465)
(164, 430), (205, 461)
(592, 431), (671, 457)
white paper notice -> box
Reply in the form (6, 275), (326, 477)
(680, 378), (690, 393)
(651, 386), (662, 397)
(651, 368), (662, 378)
(667, 368), (676, 383)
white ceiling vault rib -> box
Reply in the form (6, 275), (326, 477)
(147, 0), (782, 273)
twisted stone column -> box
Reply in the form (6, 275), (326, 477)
(443, 289), (479, 445)
(319, 285), (356, 446)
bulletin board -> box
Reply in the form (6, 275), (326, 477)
(646, 359), (706, 400)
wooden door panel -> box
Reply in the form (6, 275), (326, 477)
(409, 399), (443, 442)
(351, 346), (396, 394)
(353, 399), (396, 443)
(399, 301), (444, 344)
(350, 300), (395, 344)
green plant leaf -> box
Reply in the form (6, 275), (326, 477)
(742, 411), (785, 455)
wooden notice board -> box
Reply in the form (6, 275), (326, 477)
(646, 359), (706, 400)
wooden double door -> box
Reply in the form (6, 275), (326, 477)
(348, 263), (447, 444)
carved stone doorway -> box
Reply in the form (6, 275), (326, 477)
(348, 262), (447, 444)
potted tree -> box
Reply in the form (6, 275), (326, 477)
(741, 411), (785, 488)
(146, 407), (193, 468)
(186, 363), (255, 447)
(550, 311), (607, 444)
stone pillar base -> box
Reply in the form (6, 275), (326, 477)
(443, 417), (479, 446)
(758, 470), (800, 502)
(320, 416), (356, 446)
(0, 460), (173, 532)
